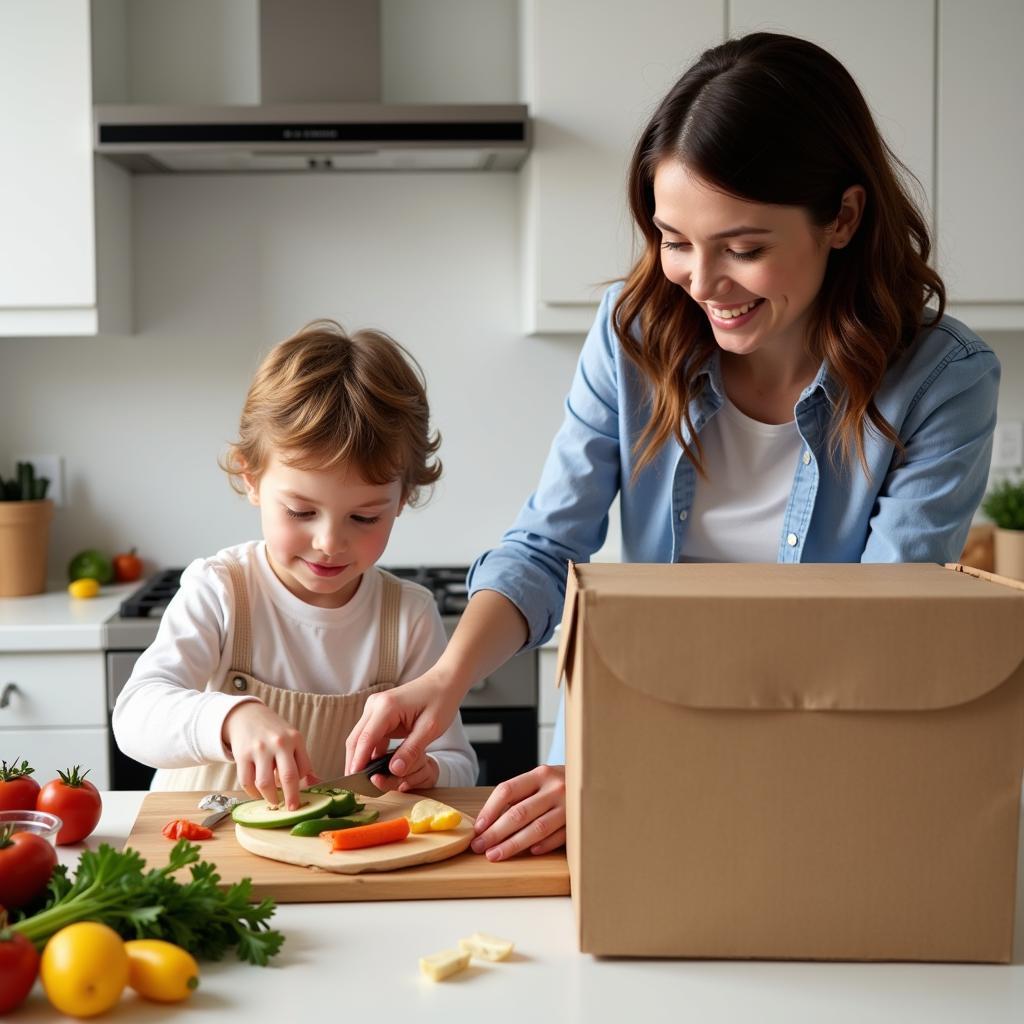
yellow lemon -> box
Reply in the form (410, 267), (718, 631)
(125, 939), (200, 1003)
(40, 921), (129, 1018)
(68, 578), (100, 599)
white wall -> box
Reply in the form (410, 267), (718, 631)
(0, 172), (585, 575)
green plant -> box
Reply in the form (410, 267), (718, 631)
(0, 463), (49, 501)
(981, 478), (1024, 531)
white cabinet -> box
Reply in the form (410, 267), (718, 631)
(0, 0), (131, 337)
(520, 0), (723, 334)
(729, 1), (935, 215)
(0, 651), (110, 788)
(538, 642), (560, 763)
(937, 0), (1024, 327)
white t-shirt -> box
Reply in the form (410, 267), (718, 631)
(111, 540), (477, 786)
(679, 397), (803, 563)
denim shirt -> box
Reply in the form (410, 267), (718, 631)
(467, 283), (1000, 764)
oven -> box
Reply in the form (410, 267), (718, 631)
(104, 567), (538, 790)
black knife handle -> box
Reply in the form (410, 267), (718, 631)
(364, 751), (395, 778)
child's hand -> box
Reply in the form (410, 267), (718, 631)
(469, 766), (566, 861)
(371, 752), (439, 794)
(221, 702), (318, 810)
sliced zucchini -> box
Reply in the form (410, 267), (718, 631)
(231, 790), (334, 829)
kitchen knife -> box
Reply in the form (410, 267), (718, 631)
(201, 807), (236, 829)
(311, 751), (396, 798)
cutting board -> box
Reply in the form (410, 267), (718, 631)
(124, 788), (570, 903)
(235, 790), (472, 873)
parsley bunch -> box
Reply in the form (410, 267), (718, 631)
(12, 840), (284, 966)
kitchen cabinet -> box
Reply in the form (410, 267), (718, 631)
(0, 0), (131, 337)
(937, 0), (1024, 327)
(520, 0), (723, 334)
(538, 642), (559, 763)
(0, 651), (111, 788)
(729, 0), (934, 214)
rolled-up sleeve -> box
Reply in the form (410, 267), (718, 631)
(468, 287), (624, 649)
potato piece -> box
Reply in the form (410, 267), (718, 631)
(408, 798), (462, 833)
(419, 949), (471, 981)
(458, 932), (514, 962)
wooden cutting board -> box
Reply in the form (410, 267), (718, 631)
(124, 788), (570, 903)
(235, 790), (472, 873)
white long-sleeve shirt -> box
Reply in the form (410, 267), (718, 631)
(112, 541), (478, 786)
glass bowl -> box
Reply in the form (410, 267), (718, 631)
(0, 809), (62, 845)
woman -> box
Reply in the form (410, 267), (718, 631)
(346, 33), (999, 860)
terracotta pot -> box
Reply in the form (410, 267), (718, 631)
(0, 499), (54, 597)
(993, 527), (1024, 583)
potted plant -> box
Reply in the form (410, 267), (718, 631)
(981, 477), (1024, 582)
(0, 463), (53, 597)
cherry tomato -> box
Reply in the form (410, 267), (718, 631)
(112, 547), (143, 583)
(0, 826), (58, 910)
(36, 766), (102, 845)
(0, 758), (41, 811)
(0, 913), (40, 1015)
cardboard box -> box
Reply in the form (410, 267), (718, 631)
(556, 562), (1024, 961)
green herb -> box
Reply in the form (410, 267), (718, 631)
(0, 462), (49, 501)
(982, 478), (1024, 531)
(11, 840), (284, 966)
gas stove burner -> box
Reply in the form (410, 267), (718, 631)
(119, 565), (471, 618)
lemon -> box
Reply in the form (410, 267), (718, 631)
(68, 578), (100, 599)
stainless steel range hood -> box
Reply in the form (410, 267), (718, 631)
(94, 0), (529, 173)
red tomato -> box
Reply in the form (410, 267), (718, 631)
(0, 759), (41, 811)
(0, 921), (40, 1015)
(161, 818), (213, 841)
(112, 547), (143, 583)
(36, 766), (102, 845)
(0, 828), (58, 910)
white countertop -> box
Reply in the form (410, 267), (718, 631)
(0, 583), (136, 651)
(13, 792), (1024, 1022)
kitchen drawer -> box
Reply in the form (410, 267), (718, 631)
(1, 727), (109, 788)
(0, 652), (106, 728)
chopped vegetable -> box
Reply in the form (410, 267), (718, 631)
(407, 798), (462, 833)
(419, 948), (470, 982)
(11, 841), (283, 966)
(322, 816), (410, 851)
(458, 932), (514, 961)
(162, 819), (214, 841)
(289, 809), (379, 837)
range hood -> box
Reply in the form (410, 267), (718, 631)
(94, 0), (529, 173)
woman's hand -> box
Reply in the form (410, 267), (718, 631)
(345, 670), (464, 782)
(221, 702), (318, 810)
(470, 766), (566, 861)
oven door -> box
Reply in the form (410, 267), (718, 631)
(460, 708), (537, 786)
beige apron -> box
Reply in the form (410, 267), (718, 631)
(152, 556), (402, 793)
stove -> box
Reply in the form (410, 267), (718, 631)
(105, 565), (538, 789)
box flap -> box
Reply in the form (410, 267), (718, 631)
(555, 561), (580, 687)
(575, 562), (1024, 711)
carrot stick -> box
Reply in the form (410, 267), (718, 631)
(322, 816), (410, 851)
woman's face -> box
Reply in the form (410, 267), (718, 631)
(243, 453), (404, 608)
(652, 160), (858, 360)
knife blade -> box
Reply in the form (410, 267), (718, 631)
(201, 807), (235, 829)
(311, 751), (396, 798)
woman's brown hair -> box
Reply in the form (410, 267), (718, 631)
(615, 32), (944, 478)
(223, 321), (442, 505)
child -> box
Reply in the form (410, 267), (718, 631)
(113, 321), (478, 810)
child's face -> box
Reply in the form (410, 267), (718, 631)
(243, 453), (404, 608)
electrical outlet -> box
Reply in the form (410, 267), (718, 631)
(992, 421), (1024, 471)
(12, 454), (65, 506)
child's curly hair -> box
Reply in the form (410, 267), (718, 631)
(223, 320), (442, 506)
